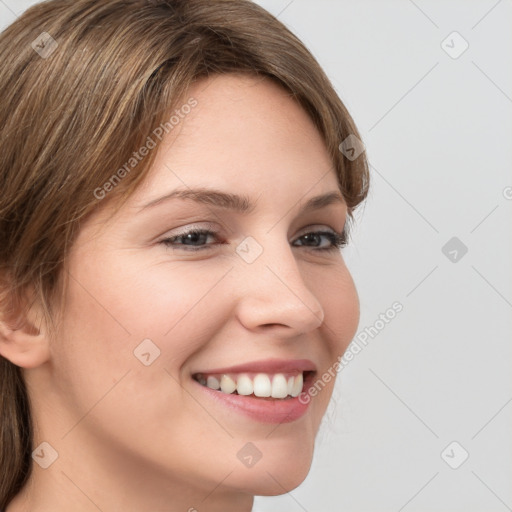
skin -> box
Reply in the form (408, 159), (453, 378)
(1, 73), (359, 512)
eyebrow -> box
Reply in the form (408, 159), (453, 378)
(138, 187), (345, 214)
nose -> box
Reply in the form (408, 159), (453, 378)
(233, 236), (325, 336)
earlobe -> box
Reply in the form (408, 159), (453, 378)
(0, 299), (51, 369)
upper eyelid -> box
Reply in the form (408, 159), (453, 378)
(164, 222), (345, 238)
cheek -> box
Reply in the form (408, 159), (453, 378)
(52, 252), (235, 460)
(63, 245), (229, 347)
(116, 257), (233, 352)
(54, 249), (232, 401)
(318, 262), (360, 357)
(289, 262), (359, 433)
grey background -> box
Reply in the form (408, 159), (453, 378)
(1, 1), (511, 511)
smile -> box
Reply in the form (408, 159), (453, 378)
(192, 371), (315, 400)
(190, 358), (317, 423)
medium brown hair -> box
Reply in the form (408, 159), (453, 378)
(0, 0), (369, 507)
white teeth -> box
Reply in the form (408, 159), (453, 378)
(287, 376), (294, 395)
(197, 371), (307, 399)
(236, 374), (253, 395)
(271, 374), (289, 398)
(253, 373), (272, 397)
(206, 376), (220, 390)
(220, 375), (237, 394)
(291, 372), (303, 397)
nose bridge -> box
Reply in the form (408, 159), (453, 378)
(234, 232), (325, 332)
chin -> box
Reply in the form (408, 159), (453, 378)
(229, 443), (314, 496)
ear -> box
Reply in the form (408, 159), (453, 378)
(0, 285), (51, 369)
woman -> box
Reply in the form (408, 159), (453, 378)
(0, 0), (369, 510)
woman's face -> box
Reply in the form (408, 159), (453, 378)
(30, 73), (359, 507)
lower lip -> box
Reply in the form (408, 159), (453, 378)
(192, 373), (315, 424)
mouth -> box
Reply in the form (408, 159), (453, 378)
(189, 359), (317, 424)
(192, 370), (316, 400)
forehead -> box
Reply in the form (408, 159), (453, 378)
(129, 73), (338, 204)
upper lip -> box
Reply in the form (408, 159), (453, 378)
(192, 358), (317, 375)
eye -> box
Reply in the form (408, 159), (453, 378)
(293, 230), (347, 252)
(160, 228), (221, 252)
(159, 226), (348, 252)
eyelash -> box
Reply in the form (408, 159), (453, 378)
(160, 228), (348, 253)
